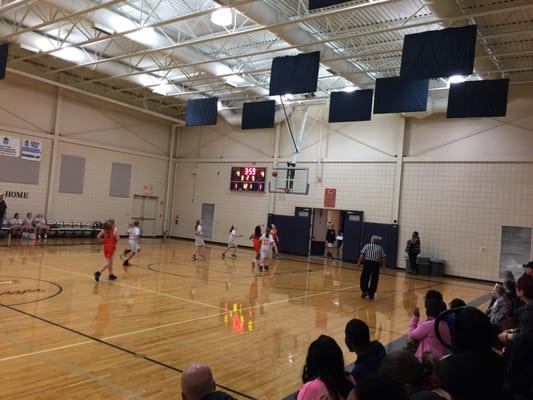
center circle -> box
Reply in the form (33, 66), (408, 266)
(0, 276), (62, 306)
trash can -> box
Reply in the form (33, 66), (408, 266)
(430, 258), (445, 277)
(417, 256), (431, 275)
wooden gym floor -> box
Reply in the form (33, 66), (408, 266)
(0, 238), (492, 399)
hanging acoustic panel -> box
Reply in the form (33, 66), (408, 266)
(242, 100), (276, 129)
(447, 79), (509, 118)
(400, 25), (477, 80)
(309, 0), (351, 10)
(0, 43), (8, 80)
(269, 51), (320, 96)
(328, 89), (373, 122)
(373, 77), (429, 114)
(185, 98), (218, 126)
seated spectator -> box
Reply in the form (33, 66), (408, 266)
(22, 212), (36, 235)
(408, 298), (451, 360)
(8, 212), (23, 236)
(34, 214), (49, 239)
(498, 274), (533, 398)
(377, 351), (451, 400)
(180, 363), (235, 400)
(439, 307), (504, 400)
(523, 261), (533, 277)
(487, 283), (511, 327)
(347, 376), (409, 400)
(297, 335), (354, 400)
(503, 270), (519, 309)
(449, 298), (465, 309)
(344, 318), (386, 382)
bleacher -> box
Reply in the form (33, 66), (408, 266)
(1, 219), (101, 238)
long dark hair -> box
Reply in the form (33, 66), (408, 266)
(264, 227), (271, 238)
(254, 225), (261, 237)
(229, 225), (235, 233)
(301, 335), (353, 399)
(195, 220), (200, 230)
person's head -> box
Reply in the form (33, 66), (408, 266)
(503, 270), (516, 283)
(195, 220), (201, 228)
(371, 235), (381, 244)
(523, 261), (533, 277)
(271, 224), (276, 230)
(420, 353), (442, 390)
(265, 227), (271, 237)
(14, 212), (19, 218)
(133, 220), (140, 227)
(302, 335), (352, 398)
(26, 212), (32, 218)
(424, 289), (443, 303)
(181, 363), (215, 400)
(254, 225), (261, 237)
(493, 283), (506, 298)
(345, 319), (371, 353)
(412, 231), (419, 238)
(378, 351), (423, 394)
(229, 225), (234, 233)
(108, 218), (115, 225)
(352, 376), (409, 400)
(426, 298), (446, 318)
(0, 193), (3, 200)
(452, 307), (492, 352)
(449, 298), (466, 309)
(103, 221), (112, 231)
(516, 273), (533, 301)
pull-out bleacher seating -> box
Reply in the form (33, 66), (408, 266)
(1, 219), (101, 239)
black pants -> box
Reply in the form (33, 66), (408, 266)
(409, 252), (419, 274)
(360, 260), (380, 295)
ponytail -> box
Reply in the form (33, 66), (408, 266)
(229, 225), (234, 233)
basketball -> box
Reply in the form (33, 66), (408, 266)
(272, 170), (278, 177)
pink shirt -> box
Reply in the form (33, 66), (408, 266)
(408, 316), (451, 360)
(297, 376), (355, 400)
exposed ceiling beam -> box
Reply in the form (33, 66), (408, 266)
(0, 0), (129, 41)
(39, 0), (406, 74)
(9, 0), (257, 65)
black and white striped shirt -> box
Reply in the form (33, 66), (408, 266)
(361, 243), (386, 263)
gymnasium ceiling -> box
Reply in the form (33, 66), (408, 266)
(1, 0), (532, 123)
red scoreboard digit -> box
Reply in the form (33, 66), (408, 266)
(230, 166), (266, 192)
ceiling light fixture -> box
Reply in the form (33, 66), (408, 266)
(152, 83), (174, 96)
(211, 7), (233, 27)
(448, 75), (466, 84)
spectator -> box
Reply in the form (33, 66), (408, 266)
(344, 318), (386, 382)
(498, 274), (533, 398)
(378, 351), (450, 400)
(503, 270), (520, 312)
(439, 307), (504, 400)
(424, 290), (443, 305)
(449, 298), (465, 309)
(347, 376), (409, 400)
(8, 212), (23, 237)
(34, 214), (49, 239)
(408, 298), (451, 360)
(522, 261), (533, 277)
(23, 212), (36, 235)
(405, 231), (421, 274)
(487, 284), (511, 327)
(356, 235), (386, 300)
(297, 335), (354, 400)
(0, 193), (6, 225)
(181, 363), (235, 400)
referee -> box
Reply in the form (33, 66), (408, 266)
(356, 235), (386, 300)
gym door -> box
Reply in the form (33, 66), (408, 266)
(132, 195), (158, 237)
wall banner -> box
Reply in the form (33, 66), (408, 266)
(0, 136), (20, 157)
(21, 139), (41, 161)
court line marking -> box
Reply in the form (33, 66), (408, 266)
(25, 260), (225, 311)
(0, 301), (257, 400)
(0, 329), (143, 399)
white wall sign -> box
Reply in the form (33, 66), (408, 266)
(21, 139), (41, 161)
(0, 136), (20, 157)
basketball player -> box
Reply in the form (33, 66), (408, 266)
(222, 225), (242, 259)
(249, 225), (262, 271)
(122, 220), (141, 266)
(259, 227), (275, 272)
(94, 219), (119, 282)
(271, 224), (280, 258)
(192, 220), (206, 261)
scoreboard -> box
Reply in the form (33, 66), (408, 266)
(230, 166), (266, 192)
